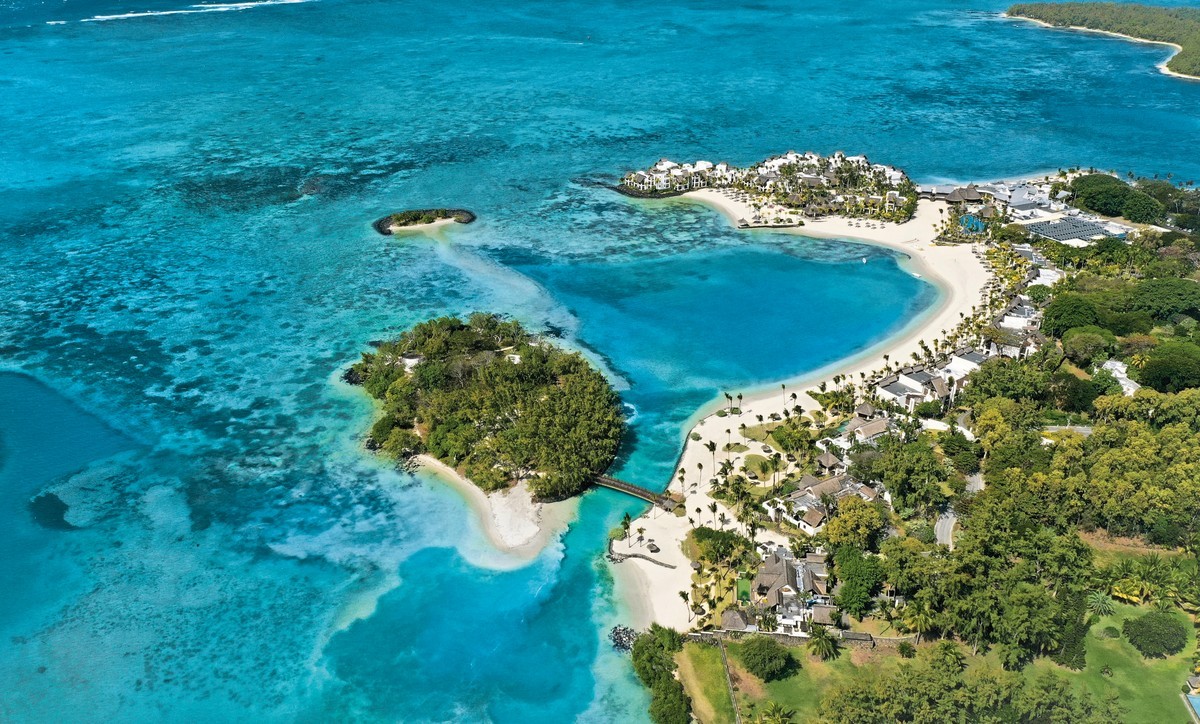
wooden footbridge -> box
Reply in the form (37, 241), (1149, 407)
(594, 475), (678, 511)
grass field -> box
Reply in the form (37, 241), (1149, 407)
(698, 603), (1196, 723)
(723, 640), (903, 722)
(1024, 604), (1196, 724)
(677, 643), (738, 724)
(739, 422), (781, 444)
(1080, 529), (1187, 569)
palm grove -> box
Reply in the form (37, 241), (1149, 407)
(350, 314), (624, 501)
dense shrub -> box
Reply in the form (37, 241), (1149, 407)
(1122, 610), (1189, 658)
(631, 625), (690, 724)
(739, 635), (794, 681)
(913, 400), (943, 418)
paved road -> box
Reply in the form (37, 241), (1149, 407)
(935, 510), (956, 549)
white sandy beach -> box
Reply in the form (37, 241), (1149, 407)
(417, 454), (579, 561)
(389, 217), (461, 234)
(611, 190), (994, 631)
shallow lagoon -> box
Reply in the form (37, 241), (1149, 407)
(2, 0), (1199, 719)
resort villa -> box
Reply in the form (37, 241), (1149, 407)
(719, 546), (839, 635)
(620, 151), (918, 224)
(761, 473), (883, 536)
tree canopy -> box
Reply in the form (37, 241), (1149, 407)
(631, 625), (690, 724)
(1010, 3), (1200, 77)
(1121, 610), (1190, 658)
(739, 636), (794, 682)
(353, 314), (624, 501)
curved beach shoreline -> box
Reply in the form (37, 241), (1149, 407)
(417, 454), (579, 563)
(611, 192), (993, 630)
(1005, 13), (1200, 82)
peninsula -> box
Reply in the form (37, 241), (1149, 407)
(1007, 2), (1200, 80)
(347, 313), (625, 553)
(620, 150), (918, 225)
(610, 156), (1200, 723)
(372, 208), (476, 235)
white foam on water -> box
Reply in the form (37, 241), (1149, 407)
(79, 0), (311, 23)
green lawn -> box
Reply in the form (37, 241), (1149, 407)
(1025, 604), (1196, 724)
(724, 641), (902, 722)
(714, 604), (1196, 723)
(678, 643), (737, 724)
(743, 453), (771, 476)
(740, 422), (781, 444)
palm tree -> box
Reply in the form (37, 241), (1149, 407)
(621, 512), (632, 549)
(679, 590), (691, 621)
(696, 462), (704, 486)
(736, 393), (743, 411)
(705, 440), (717, 469)
(932, 640), (966, 672)
(807, 624), (841, 661)
(756, 701), (796, 724)
(903, 601), (936, 643)
(708, 502), (718, 526)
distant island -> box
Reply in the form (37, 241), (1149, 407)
(372, 208), (476, 235)
(349, 313), (624, 502)
(1008, 2), (1200, 79)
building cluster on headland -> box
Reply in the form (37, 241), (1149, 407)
(619, 152), (1148, 248)
(619, 151), (918, 225)
(921, 177), (1137, 246)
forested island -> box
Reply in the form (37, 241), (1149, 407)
(372, 208), (476, 235)
(1008, 2), (1200, 78)
(349, 314), (625, 501)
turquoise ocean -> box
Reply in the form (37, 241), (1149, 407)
(2, 0), (1199, 720)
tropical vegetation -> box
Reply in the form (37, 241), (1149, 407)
(351, 313), (624, 500)
(631, 625), (691, 724)
(383, 208), (473, 227)
(1009, 2), (1200, 77)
